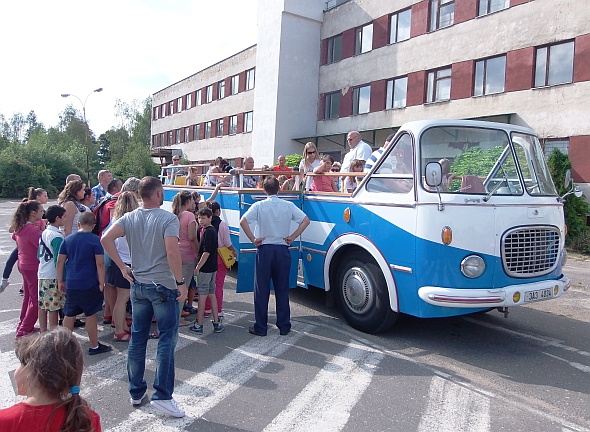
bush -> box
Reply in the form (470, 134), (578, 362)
(285, 153), (302, 169)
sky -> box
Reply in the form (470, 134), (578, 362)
(0, 0), (258, 135)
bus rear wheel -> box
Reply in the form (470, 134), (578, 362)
(335, 253), (398, 334)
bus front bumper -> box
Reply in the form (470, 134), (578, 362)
(418, 276), (570, 309)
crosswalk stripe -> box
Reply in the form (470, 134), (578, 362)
(418, 376), (490, 432)
(0, 318), (20, 337)
(263, 341), (383, 432)
(82, 311), (250, 395)
(106, 323), (316, 432)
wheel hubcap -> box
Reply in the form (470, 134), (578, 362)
(342, 267), (373, 314)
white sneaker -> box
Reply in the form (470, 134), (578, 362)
(150, 398), (185, 417)
(130, 390), (147, 406)
(0, 279), (8, 294)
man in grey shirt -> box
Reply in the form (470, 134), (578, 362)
(101, 176), (187, 418)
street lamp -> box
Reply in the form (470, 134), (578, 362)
(61, 88), (103, 185)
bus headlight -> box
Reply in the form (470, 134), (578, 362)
(460, 255), (486, 279)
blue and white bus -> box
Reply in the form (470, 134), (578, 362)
(162, 119), (571, 334)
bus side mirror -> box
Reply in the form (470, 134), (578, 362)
(425, 162), (443, 187)
(564, 169), (572, 189)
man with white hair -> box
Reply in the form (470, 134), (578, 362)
(341, 130), (373, 174)
(91, 169), (113, 209)
(230, 156), (258, 188)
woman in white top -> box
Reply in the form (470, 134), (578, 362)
(299, 142), (320, 191)
(108, 192), (139, 341)
(57, 180), (87, 237)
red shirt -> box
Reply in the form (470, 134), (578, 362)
(0, 402), (102, 432)
(272, 165), (292, 178)
(99, 193), (119, 236)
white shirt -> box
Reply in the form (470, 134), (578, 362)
(243, 195), (306, 245)
(342, 140), (373, 172)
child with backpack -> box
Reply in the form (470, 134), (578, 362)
(38, 206), (67, 332)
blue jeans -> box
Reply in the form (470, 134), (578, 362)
(127, 282), (180, 401)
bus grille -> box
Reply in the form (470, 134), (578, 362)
(502, 226), (560, 278)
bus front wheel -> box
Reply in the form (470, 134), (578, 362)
(335, 254), (398, 334)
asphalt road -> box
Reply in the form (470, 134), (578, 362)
(0, 199), (588, 431)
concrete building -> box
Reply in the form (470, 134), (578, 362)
(151, 0), (590, 195)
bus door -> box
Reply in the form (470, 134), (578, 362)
(236, 192), (303, 293)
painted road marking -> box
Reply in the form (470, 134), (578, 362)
(263, 341), (383, 432)
(418, 376), (490, 432)
(106, 323), (315, 432)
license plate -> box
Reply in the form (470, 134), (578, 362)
(524, 288), (553, 303)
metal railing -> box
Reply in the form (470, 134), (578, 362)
(325, 0), (351, 11)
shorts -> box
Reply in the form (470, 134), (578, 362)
(196, 271), (216, 295)
(64, 288), (104, 317)
(38, 279), (65, 311)
(107, 262), (131, 289)
(182, 261), (196, 289)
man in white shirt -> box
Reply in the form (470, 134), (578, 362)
(240, 177), (310, 336)
(341, 131), (373, 174)
(364, 133), (395, 172)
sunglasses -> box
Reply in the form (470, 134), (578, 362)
(331, 168), (340, 172)
(307, 151), (316, 154)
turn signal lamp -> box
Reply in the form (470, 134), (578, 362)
(344, 207), (351, 223)
(553, 285), (559, 296)
(441, 226), (452, 245)
(513, 292), (521, 303)
(564, 224), (568, 236)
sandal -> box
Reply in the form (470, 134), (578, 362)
(103, 316), (112, 325)
(113, 332), (131, 342)
(148, 330), (160, 339)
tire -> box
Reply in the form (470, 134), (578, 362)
(335, 253), (398, 334)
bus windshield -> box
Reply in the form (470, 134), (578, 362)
(420, 126), (522, 195)
(510, 132), (557, 196)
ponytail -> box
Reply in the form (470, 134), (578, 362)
(171, 190), (192, 218)
(10, 200), (41, 232)
(56, 393), (93, 432)
(27, 187), (46, 201)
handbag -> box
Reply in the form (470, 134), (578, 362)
(218, 246), (235, 269)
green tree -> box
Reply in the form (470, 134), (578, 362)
(285, 153), (302, 168)
(547, 149), (589, 242)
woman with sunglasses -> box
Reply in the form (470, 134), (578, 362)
(299, 142), (320, 191)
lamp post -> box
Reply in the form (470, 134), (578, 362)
(61, 88), (103, 186)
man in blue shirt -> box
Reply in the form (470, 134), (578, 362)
(240, 177), (310, 336)
(91, 169), (113, 209)
(364, 133), (395, 172)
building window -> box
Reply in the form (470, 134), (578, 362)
(534, 41), (575, 88)
(184, 127), (190, 143)
(543, 138), (569, 158)
(161, 104), (166, 117)
(327, 35), (343, 64)
(426, 67), (452, 102)
(229, 115), (238, 135)
(176, 129), (181, 144)
(390, 9), (411, 44)
(324, 92), (340, 119)
(231, 75), (239, 95)
(352, 85), (371, 115)
(154, 106), (159, 119)
(206, 85), (213, 103)
(169, 101), (174, 115)
(186, 93), (192, 109)
(196, 89), (202, 106)
(205, 121), (212, 139)
(244, 111), (253, 132)
(430, 0), (454, 31)
(216, 119), (224, 137)
(168, 131), (173, 145)
(355, 23), (373, 55)
(386, 76), (408, 109)
(474, 55), (506, 96)
(160, 133), (165, 146)
(194, 124), (200, 141)
(478, 0), (508, 16)
(218, 80), (225, 99)
(177, 98), (182, 112)
(246, 68), (255, 90)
